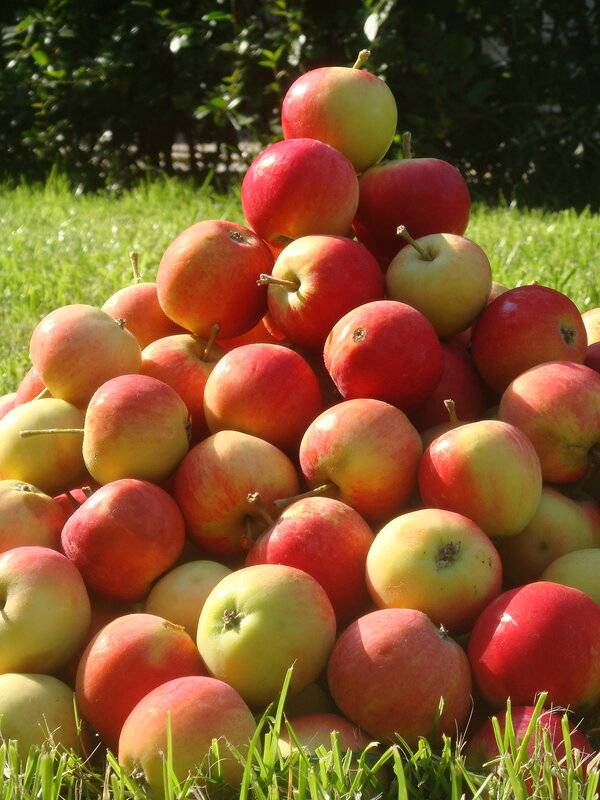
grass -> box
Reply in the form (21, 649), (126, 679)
(0, 175), (599, 394)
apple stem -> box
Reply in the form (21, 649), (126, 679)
(396, 225), (433, 260)
(65, 490), (83, 509)
(34, 387), (50, 401)
(81, 485), (94, 498)
(201, 323), (220, 361)
(19, 428), (84, 438)
(352, 49), (370, 69)
(130, 250), (141, 283)
(443, 399), (460, 425)
(247, 492), (275, 526)
(240, 517), (256, 551)
(257, 273), (299, 292)
(115, 317), (127, 329)
(273, 482), (335, 510)
(401, 131), (413, 159)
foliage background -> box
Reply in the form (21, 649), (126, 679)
(1, 0), (598, 207)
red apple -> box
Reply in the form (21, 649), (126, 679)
(103, 282), (184, 349)
(259, 235), (384, 350)
(141, 333), (223, 443)
(468, 582), (600, 709)
(61, 479), (185, 601)
(586, 341), (600, 373)
(14, 367), (45, 404)
(451, 280), (509, 348)
(281, 52), (397, 172)
(0, 479), (66, 553)
(246, 497), (374, 625)
(174, 431), (299, 558)
(324, 300), (444, 409)
(353, 150), (470, 265)
(218, 316), (283, 350)
(76, 613), (204, 749)
(419, 419), (542, 537)
(203, 344), (322, 452)
(328, 608), (472, 743)
(472, 286), (588, 393)
(279, 712), (370, 755)
(156, 219), (273, 338)
(299, 399), (422, 523)
(498, 361), (600, 483)
(119, 676), (256, 790)
(241, 138), (359, 248)
(53, 484), (97, 519)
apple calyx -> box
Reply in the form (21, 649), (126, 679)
(559, 325), (577, 345)
(396, 225), (434, 261)
(115, 317), (128, 330)
(443, 399), (460, 426)
(130, 250), (141, 283)
(257, 274), (300, 292)
(437, 624), (450, 640)
(273, 482), (336, 510)
(222, 608), (244, 633)
(352, 49), (370, 70)
(228, 229), (254, 246)
(401, 131), (413, 160)
(15, 483), (34, 493)
(20, 428), (84, 438)
(435, 541), (461, 570)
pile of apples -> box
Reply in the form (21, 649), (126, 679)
(1, 49), (600, 790)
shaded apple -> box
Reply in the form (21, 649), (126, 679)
(0, 479), (66, 553)
(585, 341), (600, 373)
(542, 548), (600, 605)
(14, 367), (45, 404)
(279, 712), (370, 756)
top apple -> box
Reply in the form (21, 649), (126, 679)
(281, 50), (397, 173)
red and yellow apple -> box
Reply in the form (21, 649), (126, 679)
(542, 549), (600, 605)
(103, 282), (183, 349)
(0, 479), (66, 553)
(278, 712), (370, 756)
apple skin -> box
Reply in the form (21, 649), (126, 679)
(281, 65), (397, 172)
(145, 560), (232, 639)
(409, 343), (486, 431)
(264, 236), (384, 350)
(0, 479), (66, 553)
(496, 487), (597, 585)
(102, 282), (184, 348)
(299, 399), (422, 523)
(197, 564), (336, 707)
(498, 361), (600, 483)
(583, 308), (600, 345)
(76, 613), (204, 750)
(14, 367), (45, 404)
(61, 479), (185, 602)
(324, 300), (444, 409)
(174, 430), (299, 558)
(542, 547), (600, 605)
(0, 398), (85, 494)
(246, 497), (374, 625)
(29, 304), (142, 406)
(366, 509), (502, 633)
(418, 419), (542, 538)
(119, 675), (256, 791)
(471, 286), (588, 393)
(156, 219), (273, 338)
(468, 581), (600, 709)
(0, 673), (89, 759)
(141, 333), (223, 443)
(353, 158), (470, 265)
(327, 608), (472, 744)
(450, 280), (509, 348)
(386, 233), (492, 339)
(279, 712), (370, 756)
(0, 546), (91, 674)
(203, 344), (322, 452)
(241, 138), (359, 247)
(218, 316), (283, 350)
(0, 393), (16, 420)
(586, 341), (600, 373)
(83, 374), (190, 485)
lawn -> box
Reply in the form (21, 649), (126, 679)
(1, 176), (599, 395)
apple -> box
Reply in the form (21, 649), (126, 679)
(203, 344), (323, 452)
(145, 560), (232, 639)
(586, 341), (600, 373)
(174, 430), (299, 558)
(468, 581), (600, 708)
(352, 139), (470, 265)
(580, 499), (600, 542)
(284, 683), (337, 718)
(14, 367), (45, 404)
(61, 479), (185, 601)
(246, 496), (374, 625)
(498, 361), (600, 483)
(82, 374), (190, 485)
(496, 487), (597, 585)
(53, 484), (97, 519)
(472, 286), (588, 393)
(141, 333), (223, 443)
(241, 138), (359, 248)
(386, 230), (492, 339)
(327, 608), (472, 744)
(541, 549), (600, 605)
(157, 219), (273, 339)
(0, 546), (91, 673)
(218, 316), (284, 350)
(583, 308), (600, 344)
(76, 613), (204, 749)
(298, 399), (422, 523)
(409, 343), (486, 431)
(419, 399), (465, 449)
(103, 282), (184, 349)
(419, 419), (542, 537)
(0, 393), (16, 420)
(119, 676), (256, 791)
(278, 712), (370, 756)
(29, 304), (141, 406)
(258, 235), (384, 350)
(0, 398), (85, 493)
(366, 508), (502, 632)
(197, 564), (336, 707)
(451, 280), (509, 348)
(324, 300), (444, 409)
(0, 479), (66, 553)
(281, 50), (397, 172)
(0, 673), (88, 758)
